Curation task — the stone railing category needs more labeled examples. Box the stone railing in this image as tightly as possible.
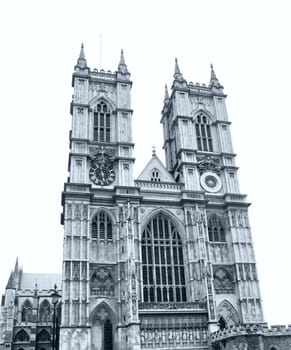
[90,71,116,81]
[135,180,181,191]
[211,324,291,342]
[225,194,247,202]
[139,302,207,311]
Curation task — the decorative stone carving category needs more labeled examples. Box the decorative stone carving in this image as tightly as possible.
[213,266,234,294]
[90,265,115,296]
[197,156,221,175]
[140,314,208,348]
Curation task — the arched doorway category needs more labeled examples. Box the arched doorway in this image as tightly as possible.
[91,304,114,350]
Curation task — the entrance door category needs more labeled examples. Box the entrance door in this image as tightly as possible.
[104,319,113,350]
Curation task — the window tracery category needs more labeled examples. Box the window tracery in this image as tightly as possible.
[39,300,51,323]
[36,329,51,342]
[208,215,225,242]
[195,114,213,152]
[142,214,186,303]
[14,329,29,342]
[21,300,33,322]
[91,211,113,241]
[93,101,111,142]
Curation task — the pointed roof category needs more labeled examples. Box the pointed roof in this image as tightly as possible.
[209,63,222,88]
[6,271,15,289]
[137,152,176,183]
[14,256,19,274]
[174,58,183,81]
[76,43,87,68]
[164,84,169,102]
[118,49,128,73]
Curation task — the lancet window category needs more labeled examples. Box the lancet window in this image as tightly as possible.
[141,214,186,303]
[21,300,33,322]
[208,215,225,242]
[195,114,213,152]
[91,211,113,241]
[39,299,51,323]
[150,169,161,182]
[93,101,111,142]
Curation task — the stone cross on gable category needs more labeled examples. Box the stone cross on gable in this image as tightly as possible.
[97,308,109,321]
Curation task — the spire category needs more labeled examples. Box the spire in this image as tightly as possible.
[174,58,183,81]
[14,257,19,274]
[118,49,128,74]
[76,43,87,68]
[6,271,14,289]
[209,63,222,88]
[164,84,169,102]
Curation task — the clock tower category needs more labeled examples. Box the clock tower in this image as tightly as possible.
[60,45,139,350]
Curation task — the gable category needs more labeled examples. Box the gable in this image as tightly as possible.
[136,155,175,183]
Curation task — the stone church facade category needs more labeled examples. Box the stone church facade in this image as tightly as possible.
[1,45,290,350]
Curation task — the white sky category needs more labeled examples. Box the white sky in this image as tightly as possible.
[0,0,290,325]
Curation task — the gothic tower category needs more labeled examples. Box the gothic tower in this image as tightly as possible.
[60,45,140,350]
[60,47,264,350]
[161,59,264,328]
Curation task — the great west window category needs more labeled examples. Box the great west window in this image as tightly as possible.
[141,214,186,303]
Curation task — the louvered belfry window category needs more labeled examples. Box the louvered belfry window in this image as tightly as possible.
[91,211,113,241]
[195,114,213,152]
[142,214,186,303]
[93,101,111,142]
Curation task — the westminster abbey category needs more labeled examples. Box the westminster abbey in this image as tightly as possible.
[1,45,290,350]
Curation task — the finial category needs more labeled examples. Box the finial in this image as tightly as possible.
[118,49,128,73]
[210,63,217,81]
[175,58,181,74]
[14,256,19,273]
[152,145,156,157]
[54,284,58,290]
[76,43,87,68]
[209,63,223,89]
[79,43,85,59]
[174,58,183,81]
[164,84,169,101]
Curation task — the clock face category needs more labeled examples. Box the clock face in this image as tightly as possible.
[89,163,115,186]
[200,171,222,193]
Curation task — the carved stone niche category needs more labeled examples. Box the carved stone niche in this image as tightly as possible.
[90,265,115,297]
[213,265,234,294]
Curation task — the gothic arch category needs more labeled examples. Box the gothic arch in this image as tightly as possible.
[207,214,226,242]
[141,207,186,242]
[217,300,240,327]
[21,299,33,322]
[192,108,215,123]
[14,329,30,342]
[90,207,116,225]
[89,301,116,324]
[89,95,116,111]
[36,329,51,342]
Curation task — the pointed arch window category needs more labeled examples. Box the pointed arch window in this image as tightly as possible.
[141,214,186,303]
[91,211,113,241]
[195,114,213,152]
[39,299,51,323]
[14,329,30,342]
[208,215,225,242]
[21,300,33,322]
[93,101,111,142]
